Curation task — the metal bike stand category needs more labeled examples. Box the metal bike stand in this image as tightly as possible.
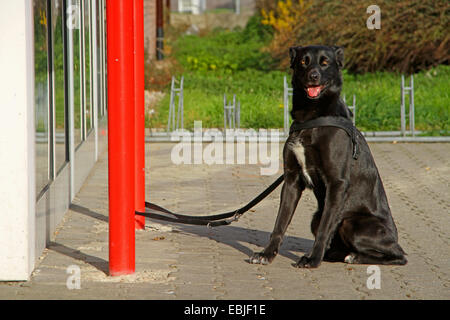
[224,94,240,130]
[401,75,415,137]
[167,75,184,133]
[343,94,356,126]
[283,76,293,137]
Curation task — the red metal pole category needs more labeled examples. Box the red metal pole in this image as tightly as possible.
[107,0,135,276]
[134,0,146,230]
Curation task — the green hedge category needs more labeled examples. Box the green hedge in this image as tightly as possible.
[256,0,450,73]
[148,28,449,134]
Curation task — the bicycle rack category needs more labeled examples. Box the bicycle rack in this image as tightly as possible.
[400,75,415,137]
[343,94,356,126]
[283,76,293,137]
[224,94,240,130]
[167,75,184,132]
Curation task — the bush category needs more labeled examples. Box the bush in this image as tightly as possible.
[256,0,450,74]
[151,25,449,133]
[174,28,274,74]
[147,11,449,134]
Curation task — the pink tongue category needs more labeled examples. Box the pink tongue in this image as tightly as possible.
[307,86,321,97]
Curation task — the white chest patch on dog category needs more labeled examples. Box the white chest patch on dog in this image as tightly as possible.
[288,141,313,186]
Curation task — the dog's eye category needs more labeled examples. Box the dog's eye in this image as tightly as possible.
[321,58,329,66]
[301,57,309,66]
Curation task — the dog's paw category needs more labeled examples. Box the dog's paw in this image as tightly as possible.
[294,255,321,268]
[344,253,357,264]
[249,251,275,265]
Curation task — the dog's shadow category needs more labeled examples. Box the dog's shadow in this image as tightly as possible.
[68,204,313,269]
[147,219,314,264]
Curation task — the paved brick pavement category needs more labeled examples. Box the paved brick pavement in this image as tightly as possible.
[1,142,449,300]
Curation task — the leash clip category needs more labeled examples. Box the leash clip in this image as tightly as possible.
[207,211,242,229]
[233,212,242,222]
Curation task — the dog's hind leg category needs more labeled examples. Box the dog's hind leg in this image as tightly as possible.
[310,181,326,237]
[311,210,351,262]
[309,182,351,262]
[340,216,407,265]
[344,251,407,265]
[323,232,351,262]
[250,147,305,265]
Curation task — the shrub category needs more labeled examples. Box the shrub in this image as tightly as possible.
[260,0,312,69]
[256,0,450,74]
[173,27,273,74]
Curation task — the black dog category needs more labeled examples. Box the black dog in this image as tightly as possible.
[250,45,407,268]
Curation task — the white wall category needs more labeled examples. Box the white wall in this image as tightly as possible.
[0,0,36,280]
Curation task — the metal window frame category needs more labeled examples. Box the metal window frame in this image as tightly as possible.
[36,0,53,201]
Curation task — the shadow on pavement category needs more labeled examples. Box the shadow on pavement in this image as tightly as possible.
[146,218,314,264]
[69,204,109,223]
[63,203,314,269]
[47,241,109,275]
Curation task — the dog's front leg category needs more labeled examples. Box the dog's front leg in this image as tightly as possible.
[295,179,348,268]
[250,166,304,265]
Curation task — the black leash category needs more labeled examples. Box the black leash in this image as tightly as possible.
[136,116,359,227]
[135,175,284,227]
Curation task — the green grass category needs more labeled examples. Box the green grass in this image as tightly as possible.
[148,27,449,135]
[149,69,286,130]
[341,67,450,133]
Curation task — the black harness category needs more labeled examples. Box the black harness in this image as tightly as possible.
[136,116,359,227]
[289,116,360,160]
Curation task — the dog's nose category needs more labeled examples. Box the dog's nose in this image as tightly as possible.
[308,70,320,82]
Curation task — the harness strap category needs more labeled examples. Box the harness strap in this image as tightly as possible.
[289,116,360,160]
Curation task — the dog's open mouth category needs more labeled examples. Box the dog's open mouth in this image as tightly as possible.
[305,85,325,98]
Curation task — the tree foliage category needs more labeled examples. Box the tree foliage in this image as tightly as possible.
[256,0,450,73]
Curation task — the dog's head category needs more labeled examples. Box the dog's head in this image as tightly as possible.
[289,45,344,100]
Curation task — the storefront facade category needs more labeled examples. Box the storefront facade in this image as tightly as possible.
[0,0,108,280]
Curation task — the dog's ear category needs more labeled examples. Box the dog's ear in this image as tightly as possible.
[289,46,301,68]
[332,46,344,69]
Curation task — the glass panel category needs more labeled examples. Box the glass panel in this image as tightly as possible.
[51,0,67,172]
[102,0,107,115]
[84,0,92,132]
[34,0,50,195]
[67,0,83,146]
[96,0,103,118]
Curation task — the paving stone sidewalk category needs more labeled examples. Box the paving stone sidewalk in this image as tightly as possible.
[1,142,449,300]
